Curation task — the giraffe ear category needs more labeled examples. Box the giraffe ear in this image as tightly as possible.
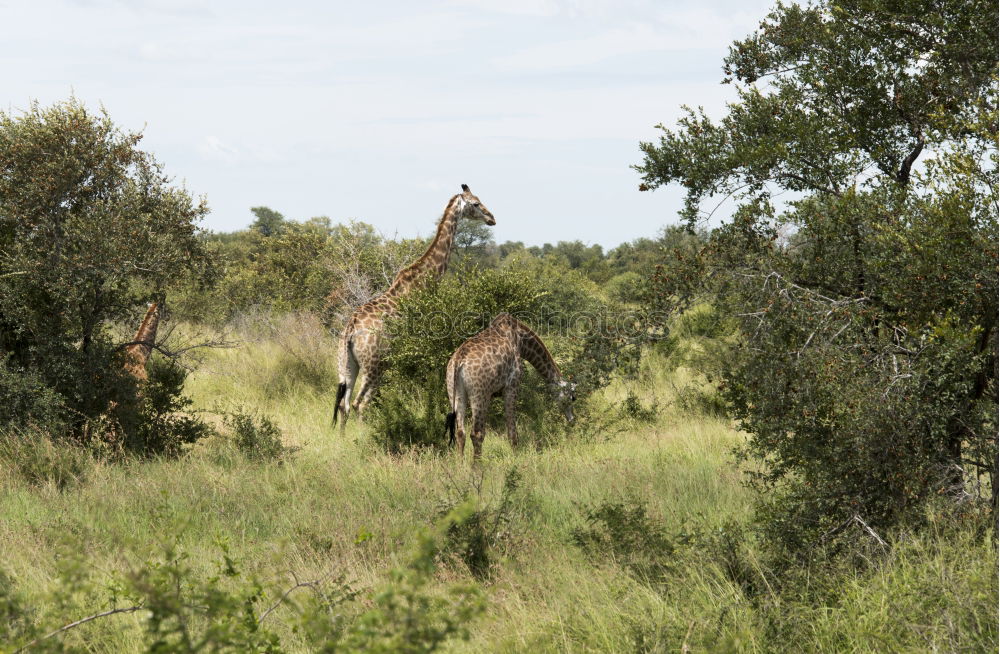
[461,184,470,192]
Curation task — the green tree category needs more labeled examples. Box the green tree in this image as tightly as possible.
[636,0,998,546]
[249,205,285,236]
[0,98,211,448]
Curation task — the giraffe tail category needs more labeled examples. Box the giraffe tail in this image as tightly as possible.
[333,382,347,423]
[445,412,456,446]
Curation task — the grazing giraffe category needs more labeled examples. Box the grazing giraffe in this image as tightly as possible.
[444,313,576,460]
[334,184,496,425]
[124,301,161,382]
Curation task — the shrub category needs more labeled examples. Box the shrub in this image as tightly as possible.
[0,569,32,645]
[437,467,524,580]
[129,542,283,652]
[224,408,285,462]
[122,358,210,457]
[371,263,627,452]
[604,271,645,304]
[367,380,447,455]
[335,505,487,653]
[572,499,676,586]
[619,391,658,424]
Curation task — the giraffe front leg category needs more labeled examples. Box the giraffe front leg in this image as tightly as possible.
[504,384,519,449]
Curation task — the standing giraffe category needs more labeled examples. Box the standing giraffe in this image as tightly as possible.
[334,184,496,425]
[124,301,161,382]
[444,313,576,460]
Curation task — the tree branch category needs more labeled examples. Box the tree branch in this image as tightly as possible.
[14,604,145,653]
[896,132,925,185]
[258,578,322,624]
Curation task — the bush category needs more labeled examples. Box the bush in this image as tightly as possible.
[572,499,677,586]
[0,568,35,647]
[224,408,285,462]
[604,271,645,304]
[367,380,447,455]
[437,467,524,580]
[120,357,214,457]
[618,391,659,424]
[370,263,627,452]
[0,358,67,435]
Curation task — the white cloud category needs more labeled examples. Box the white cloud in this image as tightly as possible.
[492,6,764,72]
[1,0,775,245]
[197,136,238,163]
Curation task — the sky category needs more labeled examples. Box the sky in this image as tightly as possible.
[1,0,775,248]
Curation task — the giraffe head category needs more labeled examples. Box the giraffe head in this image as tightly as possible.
[556,379,577,423]
[456,184,496,226]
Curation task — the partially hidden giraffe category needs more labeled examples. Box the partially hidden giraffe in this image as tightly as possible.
[124,301,161,382]
[444,312,576,460]
[334,184,496,425]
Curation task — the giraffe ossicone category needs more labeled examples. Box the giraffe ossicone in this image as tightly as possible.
[444,312,576,461]
[334,184,496,426]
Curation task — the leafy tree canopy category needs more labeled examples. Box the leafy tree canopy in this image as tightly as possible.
[0,99,211,448]
[636,0,998,546]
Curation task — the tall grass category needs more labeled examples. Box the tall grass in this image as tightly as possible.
[0,312,994,652]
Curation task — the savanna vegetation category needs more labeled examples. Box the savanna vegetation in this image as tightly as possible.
[0,0,996,651]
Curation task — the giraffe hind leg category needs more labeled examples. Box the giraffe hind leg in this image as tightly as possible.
[336,338,360,428]
[470,398,487,462]
[454,383,468,457]
[352,364,383,419]
[503,384,519,449]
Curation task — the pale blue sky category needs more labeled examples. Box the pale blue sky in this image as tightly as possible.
[2,0,774,247]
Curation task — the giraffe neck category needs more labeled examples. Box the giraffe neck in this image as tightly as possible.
[516,322,561,384]
[126,302,160,371]
[382,195,461,301]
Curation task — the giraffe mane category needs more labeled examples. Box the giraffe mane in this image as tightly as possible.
[382,193,462,296]
[513,318,561,383]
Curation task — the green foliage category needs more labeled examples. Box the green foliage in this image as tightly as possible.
[126,358,214,457]
[0,356,67,434]
[618,391,658,424]
[0,98,211,452]
[249,206,286,237]
[437,467,524,580]
[603,271,644,304]
[370,263,630,451]
[637,0,999,546]
[370,267,549,452]
[573,499,676,586]
[335,509,486,654]
[3,517,486,653]
[367,380,447,454]
[224,408,285,462]
[130,542,283,652]
[0,568,32,645]
[176,219,423,325]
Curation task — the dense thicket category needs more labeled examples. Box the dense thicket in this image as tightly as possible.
[0,99,211,451]
[637,0,998,548]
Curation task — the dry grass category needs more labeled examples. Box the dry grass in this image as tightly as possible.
[0,321,994,652]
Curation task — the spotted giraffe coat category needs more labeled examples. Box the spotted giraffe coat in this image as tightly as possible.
[334,185,495,426]
[445,313,574,460]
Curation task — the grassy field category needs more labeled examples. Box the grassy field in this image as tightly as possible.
[0,315,996,652]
